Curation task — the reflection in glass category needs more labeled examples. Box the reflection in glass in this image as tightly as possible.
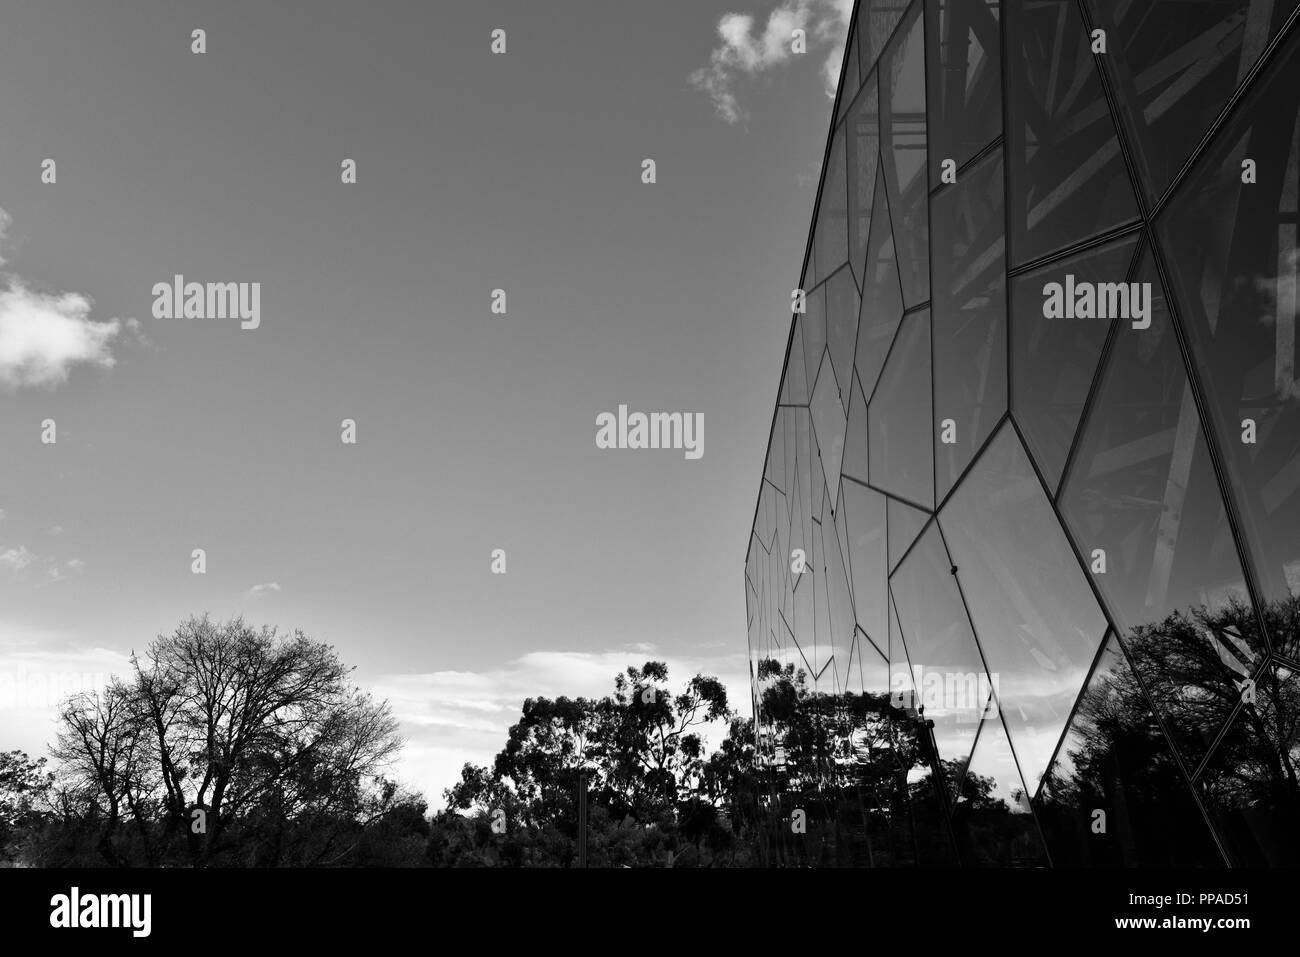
[1084,0,1298,204]
[881,2,929,306]
[810,351,848,510]
[814,124,850,285]
[842,371,869,484]
[1004,0,1138,266]
[847,71,880,291]
[869,309,933,507]
[951,716,1049,866]
[1157,36,1300,609]
[859,0,908,73]
[825,265,861,415]
[940,421,1109,792]
[1010,233,1139,491]
[931,147,1007,501]
[837,26,861,126]
[925,0,1001,189]
[1195,661,1300,866]
[855,163,905,400]
[780,321,809,406]
[1036,633,1226,866]
[887,495,930,572]
[821,503,858,695]
[842,478,888,649]
[890,523,987,783]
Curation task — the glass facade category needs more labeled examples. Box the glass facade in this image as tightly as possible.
[746,0,1300,866]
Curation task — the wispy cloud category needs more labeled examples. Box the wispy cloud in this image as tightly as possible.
[0,545,36,573]
[247,581,282,599]
[690,0,853,124]
[0,207,137,390]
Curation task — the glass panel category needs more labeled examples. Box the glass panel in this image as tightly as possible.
[869,309,934,508]
[810,353,848,509]
[940,421,1111,792]
[855,163,906,400]
[859,0,908,73]
[1060,247,1265,772]
[887,495,930,572]
[842,478,889,649]
[860,630,890,697]
[952,716,1050,866]
[1036,632,1226,866]
[931,147,1008,501]
[1085,0,1299,205]
[842,370,869,484]
[822,504,857,695]
[812,516,832,683]
[880,2,930,306]
[847,71,880,291]
[814,124,850,282]
[802,284,827,391]
[825,265,861,415]
[780,321,809,406]
[925,0,1001,189]
[1004,0,1139,266]
[838,27,861,126]
[1195,663,1300,866]
[888,587,912,708]
[1156,36,1300,610]
[890,523,988,785]
[1010,233,1140,490]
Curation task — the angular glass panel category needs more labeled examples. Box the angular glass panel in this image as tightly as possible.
[822,503,857,693]
[842,370,870,484]
[764,411,786,494]
[880,2,930,306]
[842,478,889,648]
[1195,663,1300,866]
[931,147,1008,501]
[1010,233,1140,490]
[802,284,827,390]
[859,0,908,73]
[952,716,1050,866]
[1085,0,1299,205]
[780,321,809,406]
[838,28,861,126]
[887,495,930,573]
[890,523,988,782]
[860,629,890,697]
[1157,37,1300,608]
[925,0,1001,189]
[825,265,861,414]
[812,516,832,683]
[1060,247,1259,658]
[1035,632,1226,866]
[888,586,911,702]
[810,354,848,509]
[814,124,850,282]
[1004,0,1139,266]
[869,309,934,508]
[940,421,1110,792]
[855,163,906,400]
[847,71,880,290]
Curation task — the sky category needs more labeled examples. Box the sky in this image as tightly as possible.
[0,0,853,806]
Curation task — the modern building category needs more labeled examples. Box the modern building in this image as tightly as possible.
[744,0,1300,866]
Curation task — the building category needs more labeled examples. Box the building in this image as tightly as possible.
[744,0,1300,866]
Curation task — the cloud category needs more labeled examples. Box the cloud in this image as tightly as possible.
[247,582,282,599]
[0,546,35,573]
[0,207,137,390]
[690,0,853,124]
[370,646,751,809]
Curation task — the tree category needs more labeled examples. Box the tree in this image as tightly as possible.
[44,614,407,867]
[0,750,53,862]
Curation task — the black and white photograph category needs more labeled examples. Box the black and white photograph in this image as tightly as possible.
[0,0,1296,941]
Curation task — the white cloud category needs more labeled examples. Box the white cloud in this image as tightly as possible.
[247,581,282,599]
[370,646,750,809]
[690,0,853,124]
[0,207,136,390]
[0,545,35,573]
